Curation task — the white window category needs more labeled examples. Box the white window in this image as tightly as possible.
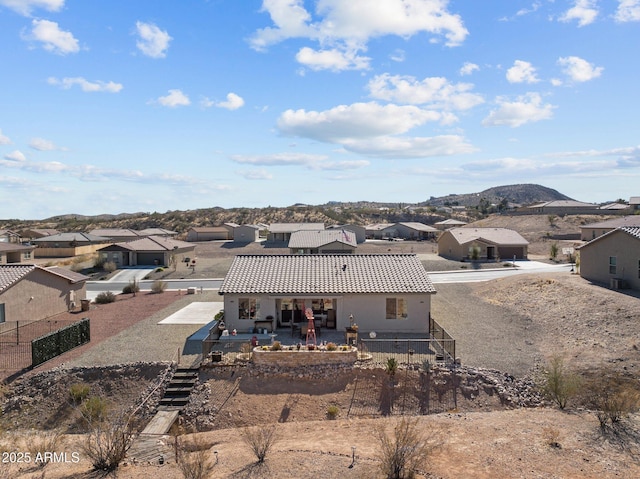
[239,298,259,320]
[609,256,617,275]
[24,251,32,259]
[386,298,407,320]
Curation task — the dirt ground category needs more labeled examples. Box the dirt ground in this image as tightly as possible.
[4,217,640,478]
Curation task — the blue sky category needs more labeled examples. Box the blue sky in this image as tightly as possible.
[1,0,639,219]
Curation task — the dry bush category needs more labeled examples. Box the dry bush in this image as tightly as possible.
[584,372,640,432]
[151,280,168,293]
[541,426,562,449]
[26,429,63,468]
[82,417,133,472]
[103,261,117,273]
[94,291,116,304]
[175,434,217,479]
[68,382,91,404]
[375,416,440,479]
[539,355,581,409]
[240,424,278,463]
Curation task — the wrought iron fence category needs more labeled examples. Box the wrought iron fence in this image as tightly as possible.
[358,338,455,367]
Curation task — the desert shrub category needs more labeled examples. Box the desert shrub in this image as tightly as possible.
[470,244,480,260]
[69,383,91,404]
[122,279,139,295]
[584,372,640,432]
[549,242,559,260]
[82,418,133,472]
[375,417,439,479]
[27,430,63,468]
[93,256,106,269]
[151,280,168,293]
[214,310,224,320]
[103,261,117,273]
[326,342,337,351]
[175,435,216,479]
[541,426,561,449]
[94,291,116,304]
[326,405,339,419]
[385,357,399,378]
[240,424,278,463]
[538,356,581,410]
[81,396,109,424]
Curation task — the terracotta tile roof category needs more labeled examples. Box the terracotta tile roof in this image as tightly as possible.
[45,266,89,283]
[288,230,357,249]
[219,254,436,295]
[0,264,36,293]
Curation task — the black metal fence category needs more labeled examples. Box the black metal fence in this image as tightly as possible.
[358,338,455,367]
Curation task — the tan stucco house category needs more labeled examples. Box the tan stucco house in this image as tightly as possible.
[0,265,88,323]
[267,223,325,242]
[438,227,529,261]
[0,243,36,264]
[98,236,196,267]
[580,216,640,241]
[288,229,357,254]
[186,224,236,242]
[32,232,111,258]
[218,254,436,334]
[578,226,640,291]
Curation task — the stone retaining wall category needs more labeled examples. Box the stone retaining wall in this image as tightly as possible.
[251,347,357,368]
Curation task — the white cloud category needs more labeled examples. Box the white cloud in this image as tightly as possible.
[0,129,11,145]
[135,21,172,58]
[231,152,370,170]
[557,56,603,82]
[367,73,484,111]
[459,62,479,76]
[155,89,190,108]
[296,46,370,71]
[390,49,405,62]
[516,2,542,17]
[217,92,245,110]
[47,76,123,92]
[506,60,539,84]
[342,135,477,158]
[29,137,57,151]
[237,169,274,180]
[482,92,555,127]
[615,0,640,22]
[559,0,598,26]
[4,150,26,162]
[0,0,64,16]
[250,0,468,70]
[26,19,79,55]
[277,102,443,143]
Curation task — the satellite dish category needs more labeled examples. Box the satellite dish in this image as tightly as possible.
[369,331,377,338]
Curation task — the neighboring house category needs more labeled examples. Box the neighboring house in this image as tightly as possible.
[267,223,325,242]
[97,236,196,266]
[186,225,235,242]
[0,265,88,323]
[365,223,395,239]
[233,224,261,243]
[138,228,178,238]
[381,222,438,240]
[630,197,640,211]
[523,200,599,215]
[438,227,529,261]
[288,229,357,254]
[326,224,367,244]
[580,216,640,241]
[434,219,467,230]
[0,243,36,264]
[0,230,21,244]
[32,233,110,258]
[19,228,59,241]
[218,254,436,334]
[89,228,141,242]
[578,226,640,291]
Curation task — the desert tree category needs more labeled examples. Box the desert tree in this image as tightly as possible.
[538,355,581,410]
[240,424,278,463]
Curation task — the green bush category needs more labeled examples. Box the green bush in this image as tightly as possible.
[81,396,108,424]
[326,405,339,419]
[95,291,116,304]
[69,383,91,404]
[539,356,581,409]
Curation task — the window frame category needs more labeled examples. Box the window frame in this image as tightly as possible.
[385,297,408,320]
[609,256,617,275]
[238,297,260,320]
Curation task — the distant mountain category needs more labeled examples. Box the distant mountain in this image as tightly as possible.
[421,184,573,208]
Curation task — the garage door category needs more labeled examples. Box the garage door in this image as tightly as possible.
[499,247,526,260]
[136,252,165,265]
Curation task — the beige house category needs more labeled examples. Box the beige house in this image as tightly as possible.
[381,222,438,240]
[267,223,324,242]
[186,224,236,242]
[218,254,436,334]
[0,243,36,264]
[0,265,88,323]
[97,236,196,267]
[578,226,640,291]
[438,227,529,261]
[580,216,640,241]
[32,232,111,258]
[288,229,357,254]
[0,230,21,243]
[434,219,467,230]
[326,224,367,243]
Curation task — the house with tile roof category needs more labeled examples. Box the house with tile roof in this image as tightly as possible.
[288,229,357,254]
[218,254,436,334]
[434,219,468,230]
[186,224,237,242]
[381,222,439,240]
[97,236,196,267]
[326,224,367,243]
[31,232,111,257]
[578,226,640,291]
[267,223,325,242]
[437,227,529,261]
[0,265,88,322]
[0,242,36,264]
[0,230,21,244]
[580,216,640,241]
